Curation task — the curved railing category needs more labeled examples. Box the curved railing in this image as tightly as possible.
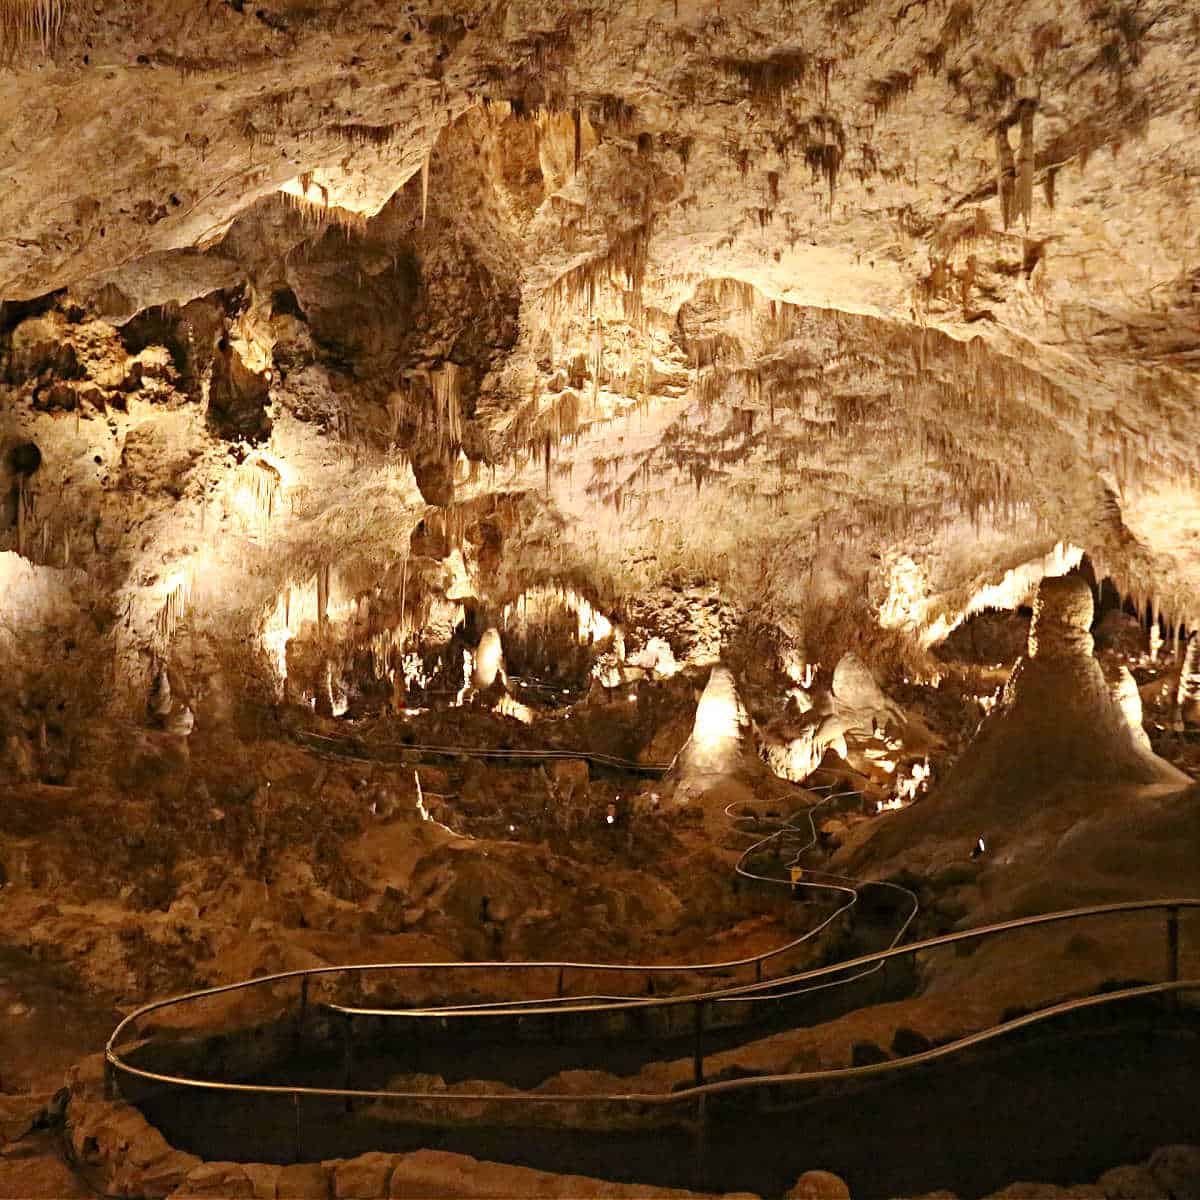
[294,728,675,776]
[101,727,1197,1177]
[313,780,913,1017]
[107,897,1197,1176]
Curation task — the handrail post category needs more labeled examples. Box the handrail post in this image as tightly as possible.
[693,1001,705,1086]
[297,977,309,1045]
[292,1092,302,1164]
[341,1015,355,1112]
[103,1056,116,1101]
[755,959,763,984]
[556,967,565,997]
[1167,906,1180,1011]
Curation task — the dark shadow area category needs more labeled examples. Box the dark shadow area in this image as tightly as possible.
[128,1010,1200,1198]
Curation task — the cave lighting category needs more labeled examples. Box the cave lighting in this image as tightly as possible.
[494,694,534,724]
[886,758,931,809]
[781,649,818,688]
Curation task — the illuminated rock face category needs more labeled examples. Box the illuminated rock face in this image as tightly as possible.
[760,713,847,784]
[985,574,1188,788]
[1179,634,1200,728]
[1028,575,1094,659]
[692,666,743,747]
[835,572,1190,888]
[679,665,748,784]
[1111,665,1151,752]
[1,1,1200,733]
[831,653,904,736]
[471,628,506,691]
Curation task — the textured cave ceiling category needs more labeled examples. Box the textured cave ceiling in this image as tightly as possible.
[1,0,1199,671]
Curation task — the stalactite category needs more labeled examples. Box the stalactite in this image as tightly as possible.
[235,457,282,526]
[333,123,400,147]
[281,190,367,235]
[996,125,1016,230]
[156,575,192,644]
[317,565,330,635]
[1016,99,1036,229]
[717,49,810,110]
[431,362,465,448]
[0,0,63,56]
[544,214,656,330]
[15,478,30,557]
[1043,165,1058,209]
[420,151,431,228]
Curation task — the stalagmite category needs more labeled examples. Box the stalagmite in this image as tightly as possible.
[471,627,507,690]
[1177,632,1200,728]
[1111,665,1151,750]
[148,666,172,720]
[682,665,747,779]
[1148,600,1162,661]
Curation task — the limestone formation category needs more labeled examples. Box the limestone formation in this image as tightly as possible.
[1177,632,1200,729]
[1109,665,1151,752]
[471,627,507,692]
[836,572,1190,889]
[1027,575,1095,659]
[831,652,906,736]
[0,5,1199,1197]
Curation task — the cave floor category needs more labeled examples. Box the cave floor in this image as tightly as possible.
[0,944,121,1094]
[0,945,123,1199]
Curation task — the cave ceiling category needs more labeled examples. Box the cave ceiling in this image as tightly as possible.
[1,0,1199,659]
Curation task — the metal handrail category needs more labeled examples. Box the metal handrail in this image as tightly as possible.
[295,729,674,775]
[112,781,891,1037]
[101,722,1196,1177]
[106,973,1200,1107]
[107,899,1196,1083]
[309,784,888,1020]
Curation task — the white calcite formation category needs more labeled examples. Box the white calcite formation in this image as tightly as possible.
[984,574,1183,786]
[830,652,906,737]
[0,0,1198,721]
[1110,664,1152,752]
[834,572,1192,897]
[679,665,749,785]
[1177,633,1200,729]
[470,627,507,692]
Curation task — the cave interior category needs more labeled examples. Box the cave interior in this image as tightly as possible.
[1,1,1200,1197]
